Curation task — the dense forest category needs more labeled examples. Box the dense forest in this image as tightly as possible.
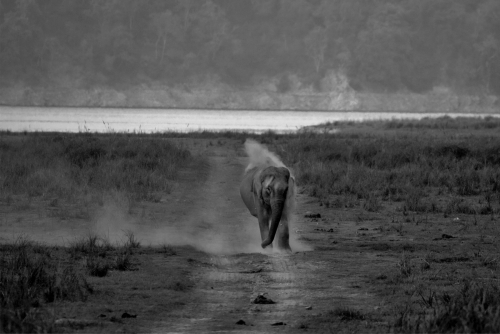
[0,0,499,109]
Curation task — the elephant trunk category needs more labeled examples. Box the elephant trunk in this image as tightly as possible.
[261,199,285,249]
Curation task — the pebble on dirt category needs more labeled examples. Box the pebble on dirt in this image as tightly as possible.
[121,312,137,318]
[271,322,286,326]
[434,233,456,240]
[305,213,321,218]
[235,320,246,325]
[253,294,275,304]
[315,228,334,232]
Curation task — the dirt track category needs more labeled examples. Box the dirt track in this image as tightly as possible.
[149,140,390,333]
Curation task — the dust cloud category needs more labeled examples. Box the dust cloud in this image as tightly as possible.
[145,202,264,255]
[86,154,264,254]
[86,139,310,254]
[90,193,138,245]
[91,198,310,255]
[243,138,285,171]
[8,140,309,254]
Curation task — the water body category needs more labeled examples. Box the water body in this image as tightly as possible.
[1,106,498,133]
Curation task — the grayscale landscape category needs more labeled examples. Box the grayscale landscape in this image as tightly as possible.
[1,1,500,333]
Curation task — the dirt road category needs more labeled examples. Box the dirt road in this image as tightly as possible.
[150,140,391,333]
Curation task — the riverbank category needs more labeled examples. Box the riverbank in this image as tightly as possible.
[1,84,498,113]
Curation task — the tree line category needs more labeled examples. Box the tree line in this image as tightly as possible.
[1,0,499,94]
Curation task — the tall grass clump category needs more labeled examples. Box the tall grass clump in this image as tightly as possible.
[69,233,114,257]
[398,280,500,333]
[124,230,141,249]
[0,239,92,332]
[69,233,139,276]
[0,133,195,206]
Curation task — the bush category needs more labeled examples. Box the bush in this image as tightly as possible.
[69,234,114,257]
[115,251,133,271]
[86,256,110,277]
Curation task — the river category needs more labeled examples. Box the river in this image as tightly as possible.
[0,106,498,133]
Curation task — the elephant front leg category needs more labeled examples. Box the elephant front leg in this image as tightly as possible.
[257,207,272,247]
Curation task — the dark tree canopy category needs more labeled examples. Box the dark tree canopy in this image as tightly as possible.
[1,0,499,94]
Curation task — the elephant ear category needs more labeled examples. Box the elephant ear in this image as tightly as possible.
[276,167,290,179]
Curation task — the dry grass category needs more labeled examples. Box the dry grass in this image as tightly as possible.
[0,238,92,332]
[68,232,141,277]
[273,117,500,217]
[0,132,201,332]
[398,280,500,333]
[2,117,500,332]
[264,116,500,332]
[0,231,187,332]
[0,133,197,213]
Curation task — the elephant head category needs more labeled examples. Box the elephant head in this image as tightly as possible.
[254,166,295,249]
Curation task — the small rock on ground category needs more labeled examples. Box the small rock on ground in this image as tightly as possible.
[271,322,286,326]
[305,213,321,218]
[253,295,275,304]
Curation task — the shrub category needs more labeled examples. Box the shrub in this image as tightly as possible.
[86,256,110,277]
[69,234,113,257]
[114,251,133,271]
[122,231,141,250]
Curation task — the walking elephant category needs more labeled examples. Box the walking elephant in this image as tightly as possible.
[239,140,295,252]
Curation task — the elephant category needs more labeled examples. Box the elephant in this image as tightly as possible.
[239,140,295,252]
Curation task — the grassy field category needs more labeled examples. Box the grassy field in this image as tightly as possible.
[276,116,500,333]
[280,116,500,215]
[1,116,500,332]
[0,134,200,332]
[0,133,196,202]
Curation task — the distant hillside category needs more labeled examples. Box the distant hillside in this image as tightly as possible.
[0,83,497,113]
[1,0,499,109]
